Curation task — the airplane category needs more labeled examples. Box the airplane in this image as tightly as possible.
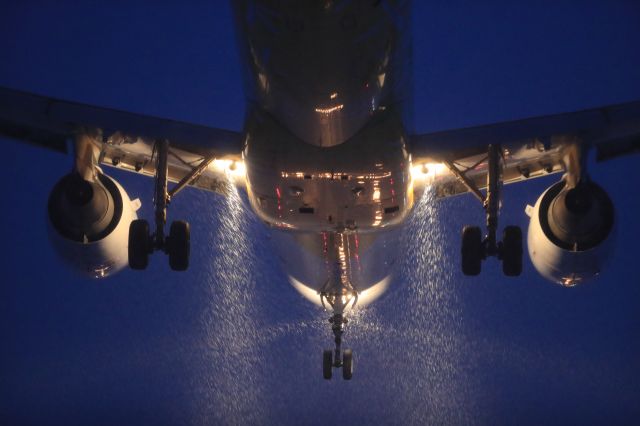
[1,0,639,381]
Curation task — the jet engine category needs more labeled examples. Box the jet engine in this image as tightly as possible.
[526,180,615,286]
[47,172,139,278]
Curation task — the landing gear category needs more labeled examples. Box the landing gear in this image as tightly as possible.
[321,313,354,380]
[319,285,358,380]
[460,225,522,276]
[322,347,353,381]
[128,139,191,271]
[450,144,523,277]
[128,219,151,270]
[323,350,333,380]
[167,220,190,271]
[501,225,522,276]
[461,225,482,276]
[342,349,353,380]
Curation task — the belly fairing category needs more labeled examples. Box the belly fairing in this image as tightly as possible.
[243,107,413,232]
[271,227,401,307]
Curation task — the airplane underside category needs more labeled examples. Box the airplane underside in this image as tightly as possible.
[1,0,638,381]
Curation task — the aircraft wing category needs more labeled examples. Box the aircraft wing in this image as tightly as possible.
[409,100,640,199]
[0,86,245,195]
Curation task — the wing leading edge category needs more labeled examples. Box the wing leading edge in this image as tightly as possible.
[3,86,639,200]
[409,100,640,199]
[0,86,245,195]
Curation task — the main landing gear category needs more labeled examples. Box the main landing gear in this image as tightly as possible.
[129,139,190,271]
[448,144,523,277]
[320,290,357,380]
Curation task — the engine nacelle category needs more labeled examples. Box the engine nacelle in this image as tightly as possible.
[47,172,139,278]
[526,180,615,286]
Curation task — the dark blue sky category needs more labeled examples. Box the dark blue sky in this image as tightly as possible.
[1,1,640,425]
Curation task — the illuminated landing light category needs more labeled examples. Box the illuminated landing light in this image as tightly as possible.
[330,92,338,99]
[411,162,447,182]
[210,159,247,182]
[288,275,391,307]
[315,104,344,114]
[377,73,386,88]
[92,262,114,279]
[561,274,583,287]
[229,161,246,179]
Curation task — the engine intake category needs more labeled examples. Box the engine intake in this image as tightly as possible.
[49,173,121,243]
[527,180,615,286]
[48,172,139,278]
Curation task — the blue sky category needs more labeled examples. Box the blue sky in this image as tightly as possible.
[1,1,640,424]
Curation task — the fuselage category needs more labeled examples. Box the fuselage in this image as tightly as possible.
[232,0,413,305]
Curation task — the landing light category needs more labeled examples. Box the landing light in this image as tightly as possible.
[289,275,391,307]
[411,162,447,181]
[210,159,246,180]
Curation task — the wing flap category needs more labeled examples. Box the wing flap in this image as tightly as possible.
[0,86,245,196]
[412,138,565,199]
[410,100,640,199]
[0,86,243,152]
[99,135,244,196]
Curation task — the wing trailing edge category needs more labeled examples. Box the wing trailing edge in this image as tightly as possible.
[0,85,245,196]
[409,100,640,199]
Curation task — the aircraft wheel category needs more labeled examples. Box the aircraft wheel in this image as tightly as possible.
[323,350,333,380]
[461,226,483,276]
[129,219,150,270]
[502,226,523,276]
[342,349,353,380]
[168,220,190,271]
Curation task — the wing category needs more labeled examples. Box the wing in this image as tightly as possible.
[409,100,640,199]
[0,86,244,195]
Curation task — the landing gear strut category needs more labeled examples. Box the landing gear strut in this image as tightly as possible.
[322,314,353,380]
[320,290,357,380]
[449,144,523,276]
[129,139,190,271]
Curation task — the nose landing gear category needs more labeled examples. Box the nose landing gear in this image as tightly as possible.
[320,290,357,380]
[322,314,353,380]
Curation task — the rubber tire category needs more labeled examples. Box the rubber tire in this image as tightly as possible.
[461,226,483,276]
[323,350,333,380]
[168,221,190,271]
[129,219,150,270]
[502,226,523,276]
[342,349,353,380]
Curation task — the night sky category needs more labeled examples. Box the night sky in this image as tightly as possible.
[2,1,640,425]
